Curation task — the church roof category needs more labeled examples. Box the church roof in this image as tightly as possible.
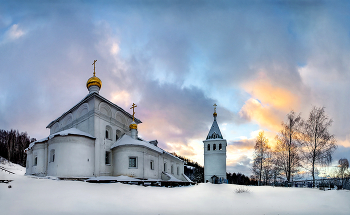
[25,128,95,151]
[206,117,223,140]
[111,135,183,162]
[46,92,142,128]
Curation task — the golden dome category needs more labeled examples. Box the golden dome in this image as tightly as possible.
[213,112,217,117]
[129,122,137,130]
[86,75,102,89]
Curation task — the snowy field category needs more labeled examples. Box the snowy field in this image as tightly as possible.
[1,162,349,215]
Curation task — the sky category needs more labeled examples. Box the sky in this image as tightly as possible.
[1,0,350,176]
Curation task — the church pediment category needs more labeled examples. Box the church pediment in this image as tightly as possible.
[46,92,142,129]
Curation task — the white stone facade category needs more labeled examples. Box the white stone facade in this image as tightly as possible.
[25,85,188,182]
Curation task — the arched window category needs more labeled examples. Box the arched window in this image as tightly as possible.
[164,163,167,172]
[34,157,38,166]
[177,166,179,175]
[213,144,216,150]
[50,149,55,162]
[106,126,112,140]
[207,144,210,151]
[171,165,174,174]
[116,130,122,141]
[219,143,222,150]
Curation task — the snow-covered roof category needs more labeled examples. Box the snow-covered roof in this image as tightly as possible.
[182,173,193,183]
[111,135,183,162]
[206,117,223,140]
[25,128,95,151]
[111,135,163,153]
[162,172,183,182]
[46,92,142,128]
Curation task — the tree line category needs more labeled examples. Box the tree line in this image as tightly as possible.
[172,152,258,185]
[0,129,36,167]
[227,172,258,185]
[171,152,204,183]
[252,106,345,187]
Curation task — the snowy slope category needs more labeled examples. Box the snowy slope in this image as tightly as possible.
[0,158,26,180]
[0,160,349,215]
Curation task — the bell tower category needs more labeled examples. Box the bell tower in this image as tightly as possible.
[203,104,227,183]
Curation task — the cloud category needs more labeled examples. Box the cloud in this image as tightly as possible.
[1,1,350,174]
[135,81,238,149]
[227,155,252,176]
[7,24,24,39]
[228,139,255,151]
[239,98,283,132]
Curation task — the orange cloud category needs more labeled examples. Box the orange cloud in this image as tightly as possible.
[239,98,282,132]
[165,141,197,157]
[239,78,301,133]
[337,136,350,148]
[243,77,300,111]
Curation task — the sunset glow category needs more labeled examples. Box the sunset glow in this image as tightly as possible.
[1,1,350,176]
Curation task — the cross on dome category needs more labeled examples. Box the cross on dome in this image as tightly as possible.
[92,60,97,76]
[213,103,217,117]
[130,103,137,122]
[86,59,102,93]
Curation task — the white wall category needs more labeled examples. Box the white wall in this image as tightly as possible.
[112,145,184,181]
[204,139,227,182]
[31,143,46,176]
[25,150,33,175]
[46,135,95,177]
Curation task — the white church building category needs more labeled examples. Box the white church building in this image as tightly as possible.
[25,62,190,183]
[203,106,227,183]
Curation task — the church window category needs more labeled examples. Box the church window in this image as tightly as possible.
[213,144,216,150]
[207,144,210,151]
[164,163,167,172]
[129,157,137,168]
[150,160,154,170]
[171,165,174,174]
[116,130,122,141]
[177,166,179,175]
[105,126,112,140]
[50,149,55,162]
[34,157,38,166]
[219,143,222,150]
[105,151,111,165]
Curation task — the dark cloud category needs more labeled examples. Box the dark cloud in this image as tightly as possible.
[332,146,350,163]
[228,139,255,150]
[1,1,350,170]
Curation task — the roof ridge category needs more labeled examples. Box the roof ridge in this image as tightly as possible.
[46,92,142,128]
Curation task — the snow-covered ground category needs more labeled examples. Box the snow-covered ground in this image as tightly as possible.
[0,162,349,215]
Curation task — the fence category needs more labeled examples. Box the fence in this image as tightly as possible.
[271,177,350,190]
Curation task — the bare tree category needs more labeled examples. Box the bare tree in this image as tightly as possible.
[262,148,274,185]
[274,111,303,182]
[252,131,270,186]
[301,107,337,187]
[338,158,349,188]
[0,129,35,166]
